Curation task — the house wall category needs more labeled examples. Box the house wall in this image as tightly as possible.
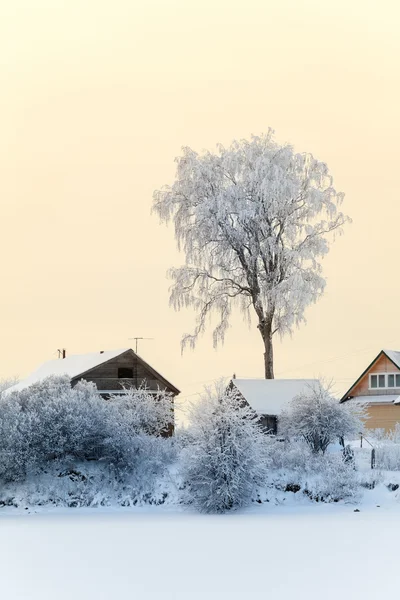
[71,351,178,395]
[349,354,400,398]
[364,404,400,432]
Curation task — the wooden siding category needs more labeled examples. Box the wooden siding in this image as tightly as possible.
[70,351,178,396]
[364,404,400,432]
[349,354,400,398]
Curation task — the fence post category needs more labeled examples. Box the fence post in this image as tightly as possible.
[371,448,376,470]
[360,434,363,448]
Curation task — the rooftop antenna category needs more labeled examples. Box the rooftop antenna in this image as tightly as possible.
[128,337,154,354]
[57,348,66,359]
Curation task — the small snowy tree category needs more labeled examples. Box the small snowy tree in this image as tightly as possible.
[153,131,349,378]
[181,383,268,513]
[280,381,366,454]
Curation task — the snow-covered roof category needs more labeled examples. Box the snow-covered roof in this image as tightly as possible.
[231,378,318,415]
[347,395,400,405]
[383,350,400,370]
[6,349,130,394]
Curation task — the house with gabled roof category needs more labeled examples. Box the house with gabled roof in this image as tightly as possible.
[6,348,180,434]
[340,349,400,432]
[7,348,180,396]
[230,377,318,434]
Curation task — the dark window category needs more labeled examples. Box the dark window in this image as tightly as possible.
[260,415,277,435]
[118,367,134,378]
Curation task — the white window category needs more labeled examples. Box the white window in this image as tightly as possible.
[369,373,400,390]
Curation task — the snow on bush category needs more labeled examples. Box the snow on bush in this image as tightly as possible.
[370,426,400,471]
[265,437,360,502]
[280,381,366,453]
[267,438,312,471]
[0,377,175,499]
[301,454,359,502]
[181,383,269,513]
[0,461,178,509]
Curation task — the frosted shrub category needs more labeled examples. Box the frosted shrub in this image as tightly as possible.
[0,460,177,508]
[267,438,313,471]
[368,428,386,442]
[367,425,400,471]
[280,381,366,453]
[387,423,400,443]
[0,377,175,489]
[181,384,269,513]
[267,446,359,502]
[104,387,175,488]
[375,443,400,471]
[303,455,359,502]
[0,377,109,481]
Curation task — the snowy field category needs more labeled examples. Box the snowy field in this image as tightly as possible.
[1,497,398,600]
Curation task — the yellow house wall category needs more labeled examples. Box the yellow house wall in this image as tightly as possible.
[364,404,400,432]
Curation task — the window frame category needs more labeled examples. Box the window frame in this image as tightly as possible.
[369,372,400,390]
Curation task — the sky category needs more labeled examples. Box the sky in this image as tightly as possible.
[1,0,400,410]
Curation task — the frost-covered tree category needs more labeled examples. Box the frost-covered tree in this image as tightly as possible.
[280,381,366,454]
[181,383,268,513]
[153,131,348,377]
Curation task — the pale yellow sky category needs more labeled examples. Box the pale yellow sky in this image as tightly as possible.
[1,0,400,408]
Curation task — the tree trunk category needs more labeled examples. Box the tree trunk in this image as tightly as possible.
[258,319,274,379]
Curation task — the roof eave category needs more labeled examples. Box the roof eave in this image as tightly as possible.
[340,349,400,403]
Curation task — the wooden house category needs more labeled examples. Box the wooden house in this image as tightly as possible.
[6,348,180,434]
[230,378,317,434]
[340,349,400,432]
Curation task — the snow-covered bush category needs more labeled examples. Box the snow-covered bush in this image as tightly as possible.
[267,438,312,471]
[280,381,366,453]
[0,377,175,489]
[386,423,400,443]
[359,425,400,471]
[375,443,400,471]
[265,437,359,502]
[302,454,360,502]
[181,383,269,513]
[367,428,386,442]
[0,460,178,508]
[265,416,361,503]
[0,377,110,481]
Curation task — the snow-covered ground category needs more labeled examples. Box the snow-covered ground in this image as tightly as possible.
[0,490,398,600]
